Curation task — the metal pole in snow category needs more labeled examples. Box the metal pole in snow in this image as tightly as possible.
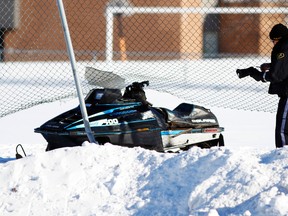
[56,0,97,144]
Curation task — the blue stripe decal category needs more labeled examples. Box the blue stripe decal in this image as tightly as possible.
[281,99,288,146]
[161,130,183,136]
[89,102,141,107]
[64,103,141,129]
[67,118,156,130]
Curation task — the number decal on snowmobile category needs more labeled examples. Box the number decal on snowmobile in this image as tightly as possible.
[91,118,119,126]
[106,119,119,125]
[66,118,120,129]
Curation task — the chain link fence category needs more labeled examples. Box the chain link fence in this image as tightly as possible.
[1,0,288,118]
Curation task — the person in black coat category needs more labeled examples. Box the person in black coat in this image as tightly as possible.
[237,23,288,148]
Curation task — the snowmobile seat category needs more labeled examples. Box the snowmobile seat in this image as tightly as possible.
[173,103,195,117]
[156,107,194,128]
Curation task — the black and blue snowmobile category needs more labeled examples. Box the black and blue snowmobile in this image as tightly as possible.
[35,69,224,152]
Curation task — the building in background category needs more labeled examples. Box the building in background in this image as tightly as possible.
[0,0,287,61]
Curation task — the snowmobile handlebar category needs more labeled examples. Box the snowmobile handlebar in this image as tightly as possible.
[122,81,150,105]
[127,81,149,90]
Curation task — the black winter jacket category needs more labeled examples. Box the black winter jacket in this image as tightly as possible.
[266,36,288,97]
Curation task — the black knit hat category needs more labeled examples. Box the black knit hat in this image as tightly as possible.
[269,23,288,40]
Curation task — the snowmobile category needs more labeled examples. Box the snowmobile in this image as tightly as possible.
[35,72,224,152]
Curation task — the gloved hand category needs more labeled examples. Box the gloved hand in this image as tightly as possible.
[250,70,264,81]
[236,67,263,81]
[260,63,271,72]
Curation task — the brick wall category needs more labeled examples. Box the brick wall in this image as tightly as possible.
[2,0,286,61]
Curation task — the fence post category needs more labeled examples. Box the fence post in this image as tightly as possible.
[56,0,97,144]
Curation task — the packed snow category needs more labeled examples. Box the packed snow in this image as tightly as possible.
[1,88,288,216]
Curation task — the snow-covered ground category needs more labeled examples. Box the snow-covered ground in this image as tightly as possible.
[2,88,288,216]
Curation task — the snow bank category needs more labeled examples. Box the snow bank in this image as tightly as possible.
[1,143,288,216]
